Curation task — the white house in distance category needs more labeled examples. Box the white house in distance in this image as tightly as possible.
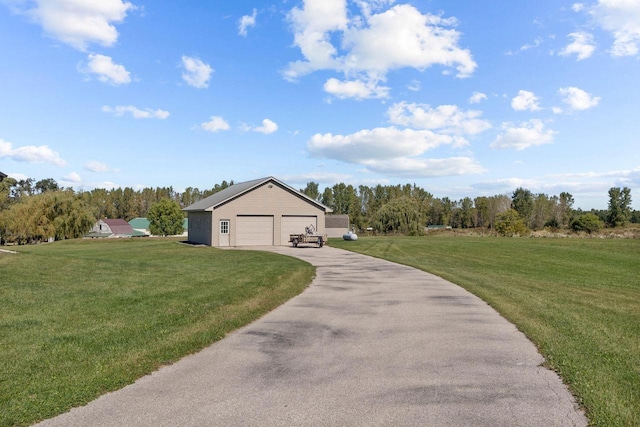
[183,177,332,247]
[85,218,141,238]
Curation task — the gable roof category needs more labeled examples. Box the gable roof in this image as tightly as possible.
[183,176,332,213]
[0,171,7,181]
[103,218,135,235]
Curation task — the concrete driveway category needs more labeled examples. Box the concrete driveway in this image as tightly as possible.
[38,246,586,426]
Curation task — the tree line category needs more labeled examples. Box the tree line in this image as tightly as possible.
[0,175,637,244]
[0,177,235,244]
[300,182,637,235]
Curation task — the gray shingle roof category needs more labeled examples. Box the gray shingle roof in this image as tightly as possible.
[182,176,332,212]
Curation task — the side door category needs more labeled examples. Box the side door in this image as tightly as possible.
[219,219,230,247]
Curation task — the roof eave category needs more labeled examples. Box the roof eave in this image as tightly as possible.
[182,176,333,213]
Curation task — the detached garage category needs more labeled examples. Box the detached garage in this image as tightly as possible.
[183,177,332,247]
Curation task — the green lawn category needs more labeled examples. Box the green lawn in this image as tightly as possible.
[331,235,640,427]
[0,238,314,427]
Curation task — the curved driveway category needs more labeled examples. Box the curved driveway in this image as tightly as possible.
[38,246,586,426]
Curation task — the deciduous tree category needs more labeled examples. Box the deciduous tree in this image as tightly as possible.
[148,198,185,236]
[606,187,632,227]
[34,178,59,194]
[511,187,534,225]
[301,182,320,200]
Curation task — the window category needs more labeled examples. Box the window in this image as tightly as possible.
[220,220,229,234]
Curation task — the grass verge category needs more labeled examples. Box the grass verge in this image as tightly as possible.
[0,238,314,427]
[331,235,640,427]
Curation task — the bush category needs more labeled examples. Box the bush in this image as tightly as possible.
[494,209,529,236]
[544,218,560,230]
[148,199,185,236]
[570,213,603,234]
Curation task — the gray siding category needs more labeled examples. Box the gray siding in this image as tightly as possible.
[187,211,213,246]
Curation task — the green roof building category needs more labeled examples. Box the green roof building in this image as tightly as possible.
[128,217,188,236]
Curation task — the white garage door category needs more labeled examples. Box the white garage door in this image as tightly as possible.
[281,216,317,245]
[236,216,274,246]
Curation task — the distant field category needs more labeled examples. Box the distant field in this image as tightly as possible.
[331,235,640,427]
[0,238,314,427]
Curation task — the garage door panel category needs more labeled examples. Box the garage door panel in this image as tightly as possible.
[281,216,317,246]
[236,216,273,246]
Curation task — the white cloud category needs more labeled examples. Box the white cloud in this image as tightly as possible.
[520,37,543,51]
[6,0,134,51]
[239,8,257,37]
[572,3,585,12]
[352,0,397,18]
[511,90,541,111]
[201,116,230,132]
[6,172,29,181]
[84,54,131,85]
[285,0,348,79]
[490,120,556,151]
[307,125,484,177]
[558,86,601,111]
[253,119,279,134]
[362,157,485,177]
[81,180,118,190]
[407,80,421,92]
[549,168,639,180]
[387,102,491,139]
[285,2,476,98]
[63,172,82,183]
[283,172,353,185]
[341,5,476,77]
[102,105,169,119]
[181,56,213,89]
[84,161,111,172]
[0,138,66,166]
[590,0,640,56]
[473,167,640,206]
[323,77,389,99]
[472,177,539,192]
[308,127,453,163]
[469,92,487,104]
[560,31,595,60]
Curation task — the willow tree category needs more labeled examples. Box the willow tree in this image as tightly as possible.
[373,196,424,236]
[0,190,95,244]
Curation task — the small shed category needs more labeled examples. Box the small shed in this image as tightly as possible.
[183,176,332,247]
[0,171,7,182]
[325,214,350,238]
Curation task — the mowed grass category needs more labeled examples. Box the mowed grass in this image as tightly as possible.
[332,236,640,427]
[0,238,314,427]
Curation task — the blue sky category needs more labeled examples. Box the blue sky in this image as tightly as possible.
[1,0,639,210]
